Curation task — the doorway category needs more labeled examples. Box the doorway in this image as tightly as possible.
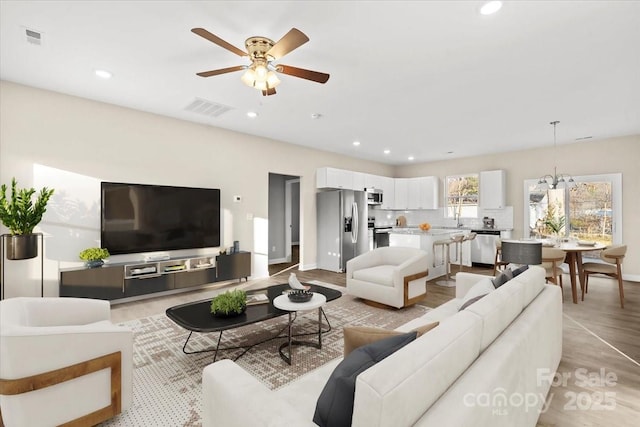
[268,173,300,276]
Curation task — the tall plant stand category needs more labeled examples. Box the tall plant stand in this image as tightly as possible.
[0,233,44,300]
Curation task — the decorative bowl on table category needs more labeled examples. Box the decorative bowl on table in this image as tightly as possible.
[287,289,313,303]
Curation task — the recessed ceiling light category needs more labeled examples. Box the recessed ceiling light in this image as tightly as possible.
[383,149,391,155]
[94,69,112,79]
[408,156,415,161]
[447,151,454,154]
[247,111,258,118]
[353,141,360,146]
[311,113,322,119]
[480,1,502,15]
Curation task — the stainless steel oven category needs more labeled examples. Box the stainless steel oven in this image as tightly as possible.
[374,227,392,248]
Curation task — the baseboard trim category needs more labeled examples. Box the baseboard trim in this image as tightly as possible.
[300,263,317,271]
[623,273,640,283]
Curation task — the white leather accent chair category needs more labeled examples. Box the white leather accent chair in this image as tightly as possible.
[346,247,429,308]
[0,297,133,426]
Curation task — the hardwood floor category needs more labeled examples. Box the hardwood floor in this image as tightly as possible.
[110,265,640,426]
[268,244,300,276]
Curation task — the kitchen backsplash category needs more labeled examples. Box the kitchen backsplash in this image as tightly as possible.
[373,206,514,230]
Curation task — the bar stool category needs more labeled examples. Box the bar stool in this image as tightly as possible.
[432,238,452,279]
[435,234,465,287]
[456,232,476,272]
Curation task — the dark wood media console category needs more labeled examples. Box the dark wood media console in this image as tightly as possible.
[60,251,251,301]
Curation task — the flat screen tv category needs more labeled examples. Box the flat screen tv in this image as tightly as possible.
[101,182,221,255]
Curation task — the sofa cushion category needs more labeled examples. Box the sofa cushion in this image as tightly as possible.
[352,265,395,287]
[464,278,525,352]
[395,299,460,332]
[459,278,494,309]
[459,293,488,311]
[313,332,418,427]
[352,312,483,427]
[343,322,439,357]
[511,265,545,307]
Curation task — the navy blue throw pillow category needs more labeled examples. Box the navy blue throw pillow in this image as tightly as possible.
[491,268,513,288]
[512,264,529,277]
[312,331,418,427]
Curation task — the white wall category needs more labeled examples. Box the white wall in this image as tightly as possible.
[0,81,394,297]
[2,81,637,298]
[396,135,640,278]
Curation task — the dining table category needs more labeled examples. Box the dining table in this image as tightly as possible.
[555,241,607,303]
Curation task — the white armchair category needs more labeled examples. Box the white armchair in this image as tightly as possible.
[346,247,429,308]
[0,297,133,426]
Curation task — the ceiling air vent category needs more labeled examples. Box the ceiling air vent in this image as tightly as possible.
[25,28,42,45]
[184,97,233,118]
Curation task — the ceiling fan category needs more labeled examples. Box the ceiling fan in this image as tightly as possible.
[191,27,330,96]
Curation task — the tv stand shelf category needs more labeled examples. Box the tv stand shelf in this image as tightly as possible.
[60,251,251,301]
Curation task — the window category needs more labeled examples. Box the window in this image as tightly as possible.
[445,174,479,218]
[524,173,622,252]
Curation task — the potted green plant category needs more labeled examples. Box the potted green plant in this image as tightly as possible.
[0,178,55,260]
[542,202,566,244]
[79,247,110,268]
[210,289,247,317]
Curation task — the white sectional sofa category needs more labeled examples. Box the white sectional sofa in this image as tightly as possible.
[202,265,562,427]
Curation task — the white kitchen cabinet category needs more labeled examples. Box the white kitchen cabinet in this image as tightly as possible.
[364,173,380,189]
[411,176,439,209]
[352,172,366,191]
[394,177,438,210]
[316,167,354,189]
[394,178,410,210]
[480,170,506,209]
[378,176,395,210]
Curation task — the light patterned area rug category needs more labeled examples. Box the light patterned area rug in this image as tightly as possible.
[101,282,429,426]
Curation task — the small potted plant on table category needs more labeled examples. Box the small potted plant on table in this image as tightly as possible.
[210,289,247,317]
[79,247,110,268]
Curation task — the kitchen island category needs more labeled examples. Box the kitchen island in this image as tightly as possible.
[388,228,470,281]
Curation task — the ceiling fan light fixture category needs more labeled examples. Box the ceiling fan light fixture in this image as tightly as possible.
[266,71,281,88]
[254,64,268,80]
[254,80,268,91]
[241,68,256,86]
[193,27,329,95]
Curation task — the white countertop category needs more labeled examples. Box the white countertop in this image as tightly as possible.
[388,228,465,235]
[387,226,512,234]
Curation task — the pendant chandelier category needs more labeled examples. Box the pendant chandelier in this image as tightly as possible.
[537,121,575,190]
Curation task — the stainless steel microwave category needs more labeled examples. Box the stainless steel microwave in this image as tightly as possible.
[366,188,383,205]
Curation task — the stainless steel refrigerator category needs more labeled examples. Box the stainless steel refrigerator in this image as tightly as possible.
[316,190,369,272]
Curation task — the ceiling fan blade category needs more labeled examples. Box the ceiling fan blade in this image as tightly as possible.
[266,28,309,60]
[276,64,330,84]
[262,87,277,96]
[191,28,247,57]
[196,65,245,77]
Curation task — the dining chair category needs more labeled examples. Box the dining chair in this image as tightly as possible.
[493,239,509,275]
[582,245,627,308]
[541,248,566,301]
